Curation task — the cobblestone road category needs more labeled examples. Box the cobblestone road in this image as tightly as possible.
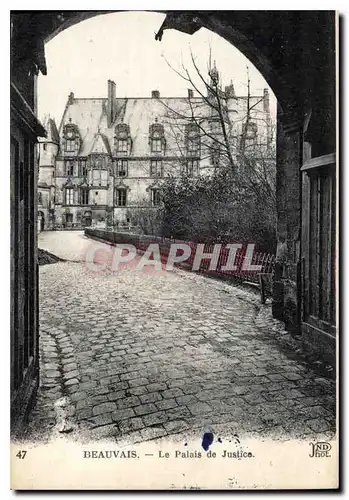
[28,231,336,444]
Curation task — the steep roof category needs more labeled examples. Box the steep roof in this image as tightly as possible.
[60,96,204,156]
[42,115,60,144]
[58,93,268,157]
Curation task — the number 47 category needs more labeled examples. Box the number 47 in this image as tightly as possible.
[16,450,27,459]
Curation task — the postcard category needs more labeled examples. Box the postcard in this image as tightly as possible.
[10,9,338,490]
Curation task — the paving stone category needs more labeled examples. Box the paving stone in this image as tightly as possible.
[79,381,97,391]
[266,374,287,382]
[140,426,167,441]
[43,363,59,371]
[108,381,129,392]
[176,394,199,406]
[107,390,126,402]
[134,403,157,416]
[63,363,78,372]
[188,402,213,416]
[70,391,87,402]
[147,382,167,392]
[306,418,332,433]
[164,420,190,433]
[166,379,187,388]
[117,396,141,409]
[112,408,135,422]
[89,413,113,427]
[129,378,150,388]
[92,402,117,416]
[65,378,79,386]
[76,407,93,420]
[119,417,145,433]
[45,370,60,378]
[63,370,80,380]
[129,386,148,396]
[143,411,168,426]
[156,398,178,411]
[87,394,108,405]
[140,392,162,404]
[161,388,184,399]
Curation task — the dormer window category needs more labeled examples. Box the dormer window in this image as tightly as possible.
[65,139,76,152]
[117,139,128,153]
[114,123,131,156]
[149,121,165,155]
[63,121,80,155]
[151,139,162,153]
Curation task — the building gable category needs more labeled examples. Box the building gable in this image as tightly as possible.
[89,133,111,156]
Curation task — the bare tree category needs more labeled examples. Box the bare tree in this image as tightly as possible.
[156,53,277,251]
[160,50,273,176]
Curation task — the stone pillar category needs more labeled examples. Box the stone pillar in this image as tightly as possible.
[272,108,303,332]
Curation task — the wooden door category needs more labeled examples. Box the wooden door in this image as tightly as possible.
[301,153,336,349]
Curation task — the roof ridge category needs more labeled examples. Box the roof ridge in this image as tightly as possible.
[67,95,264,101]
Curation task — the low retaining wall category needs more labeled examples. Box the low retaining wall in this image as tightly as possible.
[84,229,274,285]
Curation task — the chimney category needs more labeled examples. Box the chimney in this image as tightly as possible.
[68,92,74,105]
[151,90,160,99]
[107,80,116,127]
[263,88,270,113]
[188,89,194,99]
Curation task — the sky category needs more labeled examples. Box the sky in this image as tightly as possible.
[37,11,276,126]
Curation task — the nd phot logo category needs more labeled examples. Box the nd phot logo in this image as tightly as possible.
[309,442,332,458]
